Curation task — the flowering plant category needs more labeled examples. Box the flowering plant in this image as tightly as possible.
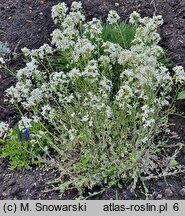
[1,1,185,197]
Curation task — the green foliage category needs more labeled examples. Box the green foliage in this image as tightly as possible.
[177,90,185,100]
[157,52,172,68]
[102,22,136,49]
[1,122,50,169]
[169,159,178,167]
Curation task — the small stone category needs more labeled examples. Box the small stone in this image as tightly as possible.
[40,0,45,4]
[39,12,43,16]
[164,188,173,197]
[179,188,185,197]
[115,3,119,7]
[169,0,177,7]
[156,193,163,200]
[2,192,9,197]
[156,180,165,187]
[7,179,16,186]
[149,195,154,200]
[11,186,20,195]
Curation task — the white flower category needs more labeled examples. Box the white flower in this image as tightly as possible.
[17,68,27,80]
[153,15,164,26]
[118,50,132,65]
[141,105,148,111]
[41,105,52,118]
[82,60,98,79]
[21,47,30,56]
[44,146,48,152]
[61,15,75,28]
[68,128,77,141]
[116,85,133,101]
[173,66,185,83]
[106,106,112,118]
[51,2,68,24]
[71,1,83,12]
[73,38,95,59]
[26,58,38,71]
[141,137,148,144]
[99,55,110,66]
[0,122,9,138]
[129,11,141,24]
[81,115,89,122]
[51,28,76,50]
[68,68,81,79]
[71,112,75,118]
[89,119,93,127]
[18,117,32,131]
[84,18,103,39]
[32,116,39,123]
[120,69,134,78]
[64,93,74,103]
[143,119,155,128]
[68,11,85,25]
[38,44,53,59]
[107,10,120,24]
[99,77,112,92]
[5,80,31,104]
[102,41,123,63]
[0,57,5,64]
[161,99,169,106]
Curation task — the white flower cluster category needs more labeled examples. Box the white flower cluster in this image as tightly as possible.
[84,18,103,39]
[129,11,140,24]
[107,10,120,24]
[1,1,185,196]
[173,66,185,83]
[18,117,32,131]
[51,2,68,25]
[2,1,185,161]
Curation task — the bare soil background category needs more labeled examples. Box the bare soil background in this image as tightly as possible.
[0,0,185,199]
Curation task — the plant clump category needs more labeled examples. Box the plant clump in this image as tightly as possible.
[0,1,185,197]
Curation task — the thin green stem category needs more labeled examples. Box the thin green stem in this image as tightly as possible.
[116,23,127,49]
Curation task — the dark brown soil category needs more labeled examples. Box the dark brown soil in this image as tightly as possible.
[0,0,185,200]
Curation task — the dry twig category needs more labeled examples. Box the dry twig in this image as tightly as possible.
[151,0,158,15]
